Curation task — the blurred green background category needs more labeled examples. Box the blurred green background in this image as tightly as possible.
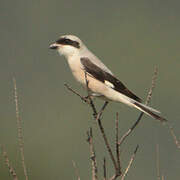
[1,0,180,179]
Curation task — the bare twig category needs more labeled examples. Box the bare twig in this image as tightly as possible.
[118,67,158,146]
[109,174,117,180]
[64,72,98,117]
[83,72,118,175]
[1,145,18,180]
[72,160,81,180]
[162,175,165,180]
[121,145,139,180]
[145,66,158,105]
[87,128,98,180]
[64,70,146,180]
[13,78,28,180]
[115,112,121,175]
[93,101,108,122]
[95,102,118,174]
[64,83,89,104]
[103,158,107,180]
[108,113,122,180]
[169,125,180,150]
[156,144,161,180]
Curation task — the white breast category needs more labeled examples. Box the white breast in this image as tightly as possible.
[67,56,86,85]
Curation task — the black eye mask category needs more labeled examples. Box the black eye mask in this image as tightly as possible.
[56,38,80,49]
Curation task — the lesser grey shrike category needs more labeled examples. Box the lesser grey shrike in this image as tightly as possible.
[49,35,166,121]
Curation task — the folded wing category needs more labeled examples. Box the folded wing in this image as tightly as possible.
[80,57,142,103]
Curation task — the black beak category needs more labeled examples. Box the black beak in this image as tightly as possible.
[49,43,58,49]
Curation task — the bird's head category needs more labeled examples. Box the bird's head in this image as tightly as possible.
[49,35,84,58]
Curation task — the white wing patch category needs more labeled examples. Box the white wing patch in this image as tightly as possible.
[105,80,114,88]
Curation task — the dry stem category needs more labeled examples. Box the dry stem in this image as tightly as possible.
[121,145,139,180]
[1,145,18,180]
[169,125,180,150]
[156,144,161,180]
[87,128,98,180]
[13,78,28,180]
[72,160,81,180]
[118,66,158,146]
[103,158,107,180]
[65,67,158,180]
[115,112,121,175]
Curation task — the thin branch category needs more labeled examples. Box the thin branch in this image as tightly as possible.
[115,112,121,175]
[13,78,28,180]
[64,72,98,117]
[65,80,121,179]
[1,145,18,180]
[118,67,158,146]
[162,175,165,180]
[169,125,180,150]
[121,145,139,180]
[95,101,108,120]
[64,83,89,104]
[108,113,122,180]
[109,174,117,180]
[103,157,107,180]
[64,70,144,180]
[118,113,142,146]
[72,160,81,180]
[83,72,118,176]
[95,102,118,174]
[87,128,98,180]
[145,66,158,105]
[88,97,98,118]
[156,144,161,180]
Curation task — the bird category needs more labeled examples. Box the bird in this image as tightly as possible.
[49,35,166,122]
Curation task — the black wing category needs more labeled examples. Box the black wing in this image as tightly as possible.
[80,57,142,102]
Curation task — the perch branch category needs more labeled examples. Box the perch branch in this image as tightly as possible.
[83,71,118,173]
[64,83,89,104]
[95,103,118,174]
[65,69,151,179]
[65,77,118,177]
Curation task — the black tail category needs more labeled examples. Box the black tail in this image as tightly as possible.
[134,102,167,122]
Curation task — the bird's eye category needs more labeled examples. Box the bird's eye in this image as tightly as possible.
[64,39,71,44]
[56,38,71,45]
